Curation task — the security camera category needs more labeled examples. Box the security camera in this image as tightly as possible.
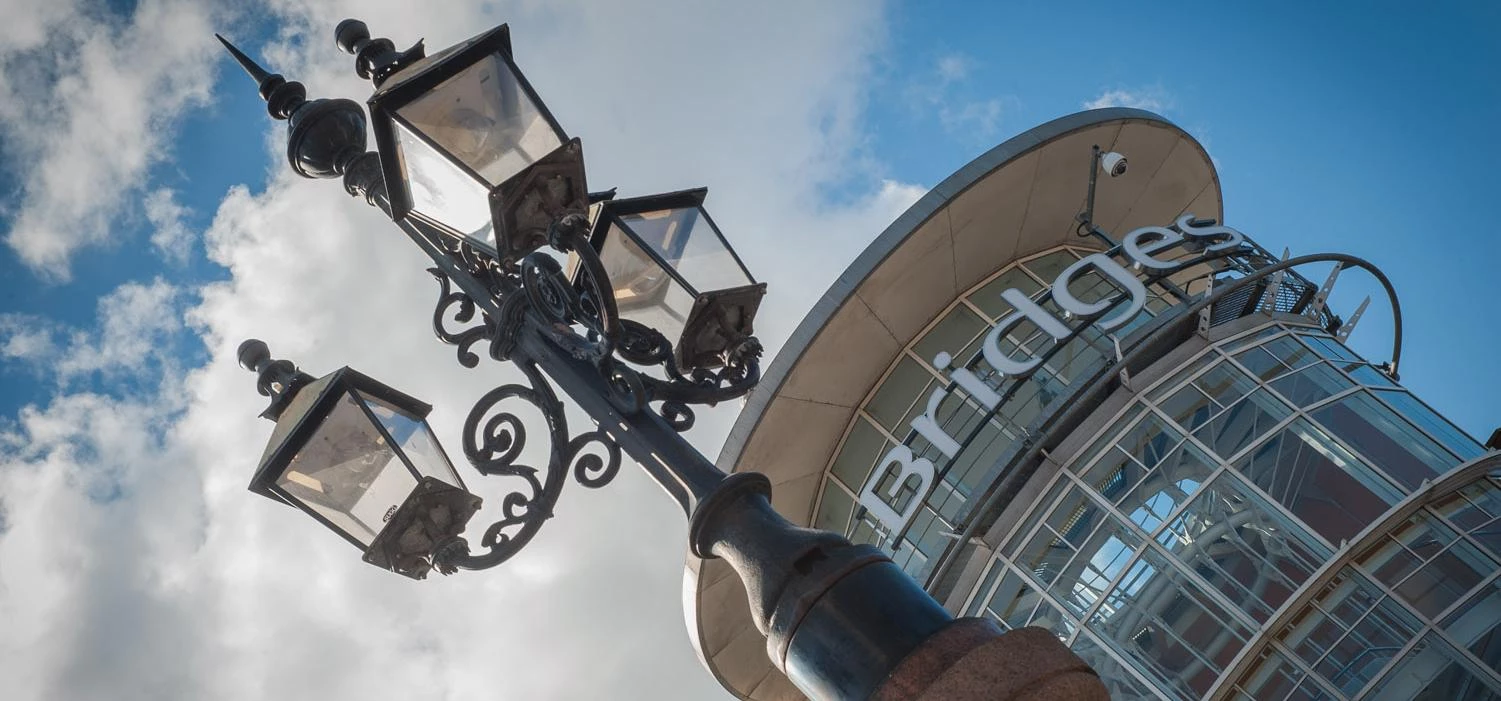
[1100,151,1128,177]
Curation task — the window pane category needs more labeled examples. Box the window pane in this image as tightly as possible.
[814,483,855,534]
[1443,578,1501,678]
[1158,474,1330,623]
[1082,413,1183,503]
[1312,390,1459,491]
[1022,249,1080,287]
[1368,633,1501,700]
[868,356,935,432]
[619,207,752,293]
[1374,389,1484,461]
[986,567,1044,630]
[1193,387,1292,460]
[358,392,460,487]
[1235,420,1399,545]
[1071,632,1162,700]
[830,418,890,491]
[1269,361,1353,408]
[970,267,1042,320]
[278,391,419,547]
[1262,335,1319,372]
[1091,546,1251,698]
[914,305,989,368]
[1297,333,1362,363]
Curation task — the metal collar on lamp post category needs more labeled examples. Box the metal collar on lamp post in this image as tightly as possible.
[218,21,1106,701]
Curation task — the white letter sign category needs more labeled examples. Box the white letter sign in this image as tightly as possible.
[1052,253,1148,332]
[858,446,935,535]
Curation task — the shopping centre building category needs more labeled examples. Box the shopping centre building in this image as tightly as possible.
[686,108,1501,700]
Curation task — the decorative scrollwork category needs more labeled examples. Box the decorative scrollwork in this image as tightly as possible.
[434,359,624,572]
[428,269,491,368]
[566,430,622,488]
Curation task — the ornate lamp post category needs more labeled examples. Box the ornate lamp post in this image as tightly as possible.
[219,20,1104,701]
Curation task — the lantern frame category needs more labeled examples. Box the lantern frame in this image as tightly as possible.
[582,188,766,370]
[249,366,481,579]
[366,23,585,263]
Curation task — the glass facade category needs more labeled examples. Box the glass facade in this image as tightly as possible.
[952,321,1488,700]
[802,231,1493,700]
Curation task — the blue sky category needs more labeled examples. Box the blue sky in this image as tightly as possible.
[0,1,1497,699]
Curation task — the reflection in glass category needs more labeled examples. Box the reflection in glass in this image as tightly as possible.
[1368,632,1501,699]
[1312,391,1459,490]
[1373,389,1484,461]
[1236,419,1399,546]
[597,219,698,343]
[395,119,495,245]
[1091,546,1251,698]
[396,54,561,186]
[1159,474,1329,623]
[277,392,418,546]
[1443,578,1501,678]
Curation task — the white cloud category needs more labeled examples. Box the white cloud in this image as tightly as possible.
[145,189,195,265]
[1083,85,1173,113]
[0,0,225,280]
[0,278,184,386]
[0,2,933,700]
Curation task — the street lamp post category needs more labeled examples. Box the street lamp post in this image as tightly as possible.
[220,20,1105,700]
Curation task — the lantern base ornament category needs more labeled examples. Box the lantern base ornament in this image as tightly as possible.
[363,477,483,580]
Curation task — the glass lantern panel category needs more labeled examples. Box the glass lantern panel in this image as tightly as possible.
[598,220,696,343]
[277,392,419,547]
[618,207,753,293]
[395,53,562,187]
[356,392,462,489]
[394,119,497,250]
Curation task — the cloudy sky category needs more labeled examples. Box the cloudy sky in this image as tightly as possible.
[1,1,1498,700]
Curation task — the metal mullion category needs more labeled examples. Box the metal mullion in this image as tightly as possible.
[1073,627,1177,701]
[1194,415,1342,555]
[1346,629,1427,701]
[1140,534,1265,643]
[1140,346,1226,401]
[959,557,1006,618]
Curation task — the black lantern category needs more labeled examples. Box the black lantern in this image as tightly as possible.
[579,188,766,370]
[239,340,480,580]
[361,23,587,263]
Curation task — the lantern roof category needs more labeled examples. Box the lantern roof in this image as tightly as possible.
[369,24,513,106]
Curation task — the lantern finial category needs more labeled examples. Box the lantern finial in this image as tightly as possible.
[237,339,315,420]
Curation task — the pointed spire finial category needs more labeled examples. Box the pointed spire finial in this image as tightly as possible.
[216,34,273,86]
[215,33,305,120]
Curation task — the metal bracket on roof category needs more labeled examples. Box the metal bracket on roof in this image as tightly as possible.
[1260,269,1285,314]
[1335,296,1371,342]
[1309,262,1344,319]
[1110,333,1132,390]
[1197,274,1214,335]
